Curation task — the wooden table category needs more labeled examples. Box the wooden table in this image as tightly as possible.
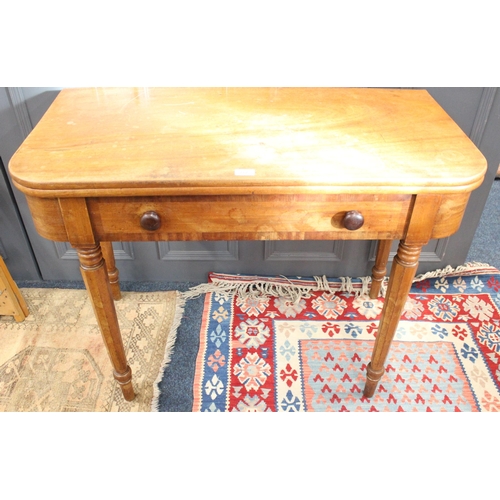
[9,88,487,402]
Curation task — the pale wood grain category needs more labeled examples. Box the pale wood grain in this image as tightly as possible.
[10,88,486,197]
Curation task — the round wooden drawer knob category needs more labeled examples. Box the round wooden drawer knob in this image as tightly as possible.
[140,211,161,231]
[342,210,364,230]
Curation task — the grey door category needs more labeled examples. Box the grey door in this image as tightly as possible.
[0,88,41,280]
[2,87,500,282]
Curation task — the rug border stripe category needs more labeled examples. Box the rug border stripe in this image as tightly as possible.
[192,292,214,412]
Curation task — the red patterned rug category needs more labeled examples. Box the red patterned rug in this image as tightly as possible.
[189,264,500,411]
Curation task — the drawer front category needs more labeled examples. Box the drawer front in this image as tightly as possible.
[87,194,412,241]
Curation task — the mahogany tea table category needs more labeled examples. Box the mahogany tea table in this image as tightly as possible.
[9,88,487,402]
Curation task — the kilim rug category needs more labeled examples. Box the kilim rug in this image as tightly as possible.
[187,264,500,411]
[0,288,183,411]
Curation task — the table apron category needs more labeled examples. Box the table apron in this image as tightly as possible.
[87,194,411,241]
[24,192,471,244]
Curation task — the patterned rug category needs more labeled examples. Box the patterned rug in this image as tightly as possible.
[189,264,500,411]
[0,288,183,411]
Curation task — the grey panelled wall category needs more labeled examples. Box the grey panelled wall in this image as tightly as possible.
[0,88,40,280]
[1,87,499,283]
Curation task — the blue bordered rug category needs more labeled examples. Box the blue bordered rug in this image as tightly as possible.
[175,263,500,411]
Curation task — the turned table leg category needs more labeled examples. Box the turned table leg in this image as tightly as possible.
[369,239,392,299]
[76,243,135,401]
[363,240,422,397]
[101,241,122,301]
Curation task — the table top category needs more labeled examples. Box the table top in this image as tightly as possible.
[9,87,486,197]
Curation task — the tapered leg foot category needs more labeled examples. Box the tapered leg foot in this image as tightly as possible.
[114,366,135,401]
[363,363,386,398]
[76,244,135,401]
[363,240,422,397]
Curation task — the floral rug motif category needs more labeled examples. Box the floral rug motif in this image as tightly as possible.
[192,265,500,411]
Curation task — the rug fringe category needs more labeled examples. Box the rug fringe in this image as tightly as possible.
[181,262,496,304]
[151,291,187,411]
[182,274,372,303]
[413,261,495,282]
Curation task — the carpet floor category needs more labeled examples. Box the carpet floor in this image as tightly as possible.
[4,263,500,412]
[163,265,500,411]
[0,288,182,411]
